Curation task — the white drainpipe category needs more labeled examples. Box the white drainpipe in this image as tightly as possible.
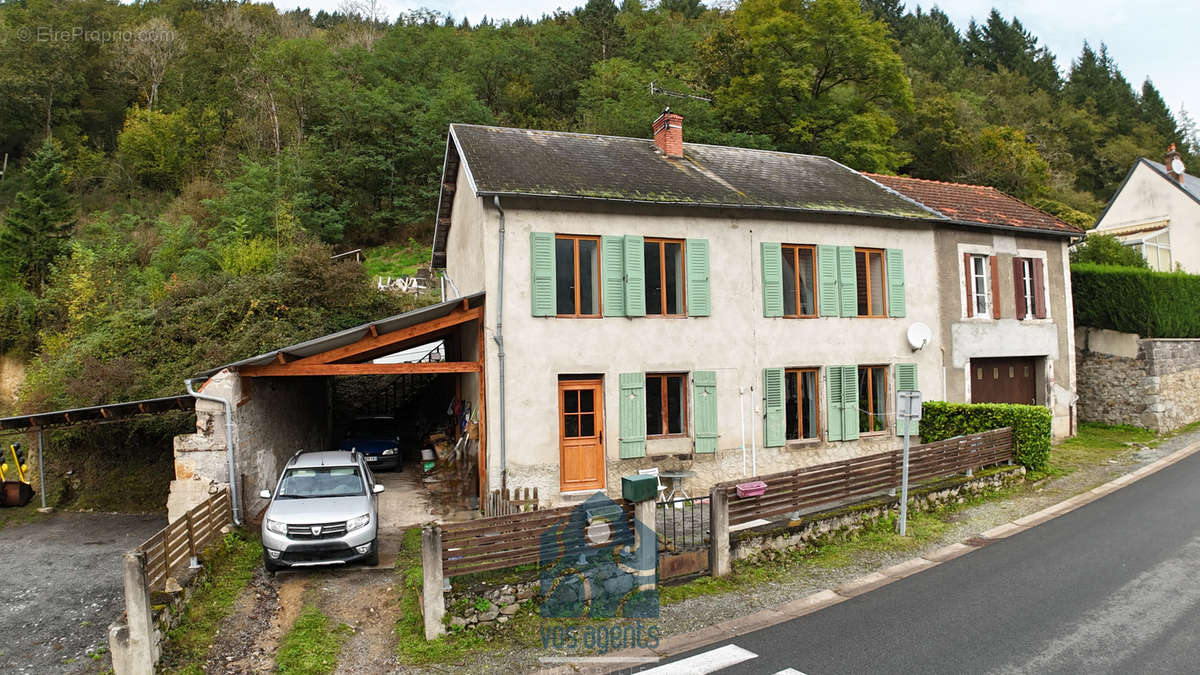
[185,376,241,525]
[492,195,508,491]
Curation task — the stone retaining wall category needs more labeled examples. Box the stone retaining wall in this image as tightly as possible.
[1076,327,1200,432]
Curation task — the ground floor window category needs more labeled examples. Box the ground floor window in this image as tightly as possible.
[645,373,686,436]
[858,365,887,433]
[785,368,819,440]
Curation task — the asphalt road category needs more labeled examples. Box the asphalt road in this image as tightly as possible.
[639,448,1200,674]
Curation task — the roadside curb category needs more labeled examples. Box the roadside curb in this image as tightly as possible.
[541,440,1200,674]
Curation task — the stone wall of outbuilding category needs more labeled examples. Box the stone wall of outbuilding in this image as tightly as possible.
[1076,327,1200,432]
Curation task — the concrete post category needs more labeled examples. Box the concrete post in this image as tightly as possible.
[115,550,155,674]
[633,498,657,586]
[710,487,730,578]
[421,526,445,640]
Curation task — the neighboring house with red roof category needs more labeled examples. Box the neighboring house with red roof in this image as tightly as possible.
[866,174,1083,437]
[1092,145,1199,272]
[433,113,1082,507]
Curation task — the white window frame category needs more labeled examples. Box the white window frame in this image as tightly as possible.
[969,254,989,316]
[959,243,994,319]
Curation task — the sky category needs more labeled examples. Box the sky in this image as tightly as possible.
[291,0,1200,127]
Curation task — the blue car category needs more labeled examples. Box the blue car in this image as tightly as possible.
[338,416,402,471]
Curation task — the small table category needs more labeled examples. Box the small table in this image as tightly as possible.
[658,470,697,502]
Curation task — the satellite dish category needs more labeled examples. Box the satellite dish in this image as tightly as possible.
[907,323,932,351]
[1171,157,1186,175]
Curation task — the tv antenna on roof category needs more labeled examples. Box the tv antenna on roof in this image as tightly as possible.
[649,81,712,103]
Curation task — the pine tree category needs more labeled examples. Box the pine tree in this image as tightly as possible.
[0,139,76,295]
[1139,79,1179,143]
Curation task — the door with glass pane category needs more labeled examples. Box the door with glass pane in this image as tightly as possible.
[559,378,606,491]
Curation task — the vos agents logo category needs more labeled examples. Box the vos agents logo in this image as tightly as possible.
[539,492,658,618]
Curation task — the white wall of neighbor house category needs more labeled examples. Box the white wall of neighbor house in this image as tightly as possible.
[452,195,947,506]
[1095,162,1200,273]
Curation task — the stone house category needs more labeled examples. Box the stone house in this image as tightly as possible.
[432,112,1083,508]
[1092,145,1200,272]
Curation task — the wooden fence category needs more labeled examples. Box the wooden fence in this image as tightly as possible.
[138,488,233,591]
[441,499,633,577]
[715,428,1014,526]
[483,487,540,516]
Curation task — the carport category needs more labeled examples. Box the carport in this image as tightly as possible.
[171,293,487,529]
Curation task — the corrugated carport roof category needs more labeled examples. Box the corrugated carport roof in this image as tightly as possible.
[0,395,196,433]
[196,292,485,378]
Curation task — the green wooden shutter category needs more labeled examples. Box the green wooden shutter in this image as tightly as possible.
[530,232,556,317]
[841,365,859,440]
[761,242,784,317]
[623,235,646,317]
[762,368,785,447]
[838,246,857,317]
[895,363,918,436]
[619,372,646,458]
[886,248,906,318]
[601,235,625,317]
[826,366,844,441]
[692,371,718,453]
[817,245,839,317]
[686,239,711,317]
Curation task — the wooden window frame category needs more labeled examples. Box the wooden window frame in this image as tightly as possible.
[644,237,687,317]
[555,234,602,318]
[855,248,888,318]
[785,367,821,442]
[645,372,688,438]
[858,364,888,434]
[782,244,818,318]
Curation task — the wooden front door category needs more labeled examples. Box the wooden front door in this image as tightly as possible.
[970,357,1037,405]
[559,379,606,492]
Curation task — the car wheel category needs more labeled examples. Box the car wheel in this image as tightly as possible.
[263,552,282,574]
[363,545,379,567]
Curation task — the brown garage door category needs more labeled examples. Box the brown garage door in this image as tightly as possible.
[971,357,1037,405]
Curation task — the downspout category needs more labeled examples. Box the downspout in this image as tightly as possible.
[185,376,241,525]
[492,196,508,491]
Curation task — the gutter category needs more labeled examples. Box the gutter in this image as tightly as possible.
[185,376,241,525]
[492,196,508,491]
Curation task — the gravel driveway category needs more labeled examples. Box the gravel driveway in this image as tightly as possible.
[0,512,165,673]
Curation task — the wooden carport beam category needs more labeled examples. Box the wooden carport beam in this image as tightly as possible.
[238,361,481,377]
[288,306,482,367]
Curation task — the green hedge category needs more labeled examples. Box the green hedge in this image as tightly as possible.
[1072,263,1200,337]
[920,401,1052,471]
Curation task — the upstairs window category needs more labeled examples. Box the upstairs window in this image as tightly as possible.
[855,248,887,317]
[644,238,685,316]
[963,253,997,318]
[555,235,600,317]
[1013,257,1046,320]
[782,245,817,317]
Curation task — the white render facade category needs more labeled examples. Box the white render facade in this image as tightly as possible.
[1093,157,1200,273]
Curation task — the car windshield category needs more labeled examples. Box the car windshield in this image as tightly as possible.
[349,419,395,438]
[276,466,365,499]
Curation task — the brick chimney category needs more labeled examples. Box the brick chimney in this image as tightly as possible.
[653,108,684,159]
[1165,143,1186,182]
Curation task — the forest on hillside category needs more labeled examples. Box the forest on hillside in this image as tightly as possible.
[0,0,1194,414]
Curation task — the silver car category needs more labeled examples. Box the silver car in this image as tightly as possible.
[259,450,384,572]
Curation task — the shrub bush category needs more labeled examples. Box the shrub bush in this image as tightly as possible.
[920,401,1052,471]
[1072,263,1200,337]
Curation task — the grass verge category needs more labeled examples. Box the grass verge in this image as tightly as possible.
[0,500,51,532]
[276,604,352,674]
[159,530,262,674]
[1041,422,1157,478]
[394,528,489,664]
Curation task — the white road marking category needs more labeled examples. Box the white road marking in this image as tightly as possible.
[774,669,807,675]
[638,644,758,674]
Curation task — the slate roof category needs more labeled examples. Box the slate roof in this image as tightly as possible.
[449,124,937,219]
[864,173,1083,235]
